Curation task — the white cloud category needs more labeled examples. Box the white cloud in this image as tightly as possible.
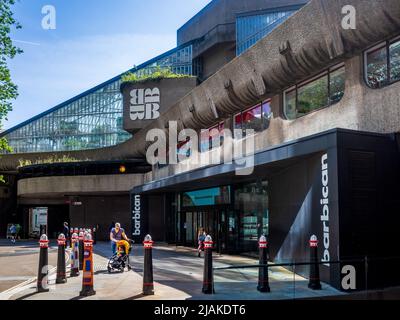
[5,33,176,129]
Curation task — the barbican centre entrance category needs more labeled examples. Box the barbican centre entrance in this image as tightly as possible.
[177,182,269,255]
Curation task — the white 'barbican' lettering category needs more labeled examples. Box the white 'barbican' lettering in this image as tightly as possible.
[321,153,330,267]
[132,195,141,236]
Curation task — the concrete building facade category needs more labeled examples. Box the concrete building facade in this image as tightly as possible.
[1,0,400,291]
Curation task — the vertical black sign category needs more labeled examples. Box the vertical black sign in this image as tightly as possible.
[130,193,148,243]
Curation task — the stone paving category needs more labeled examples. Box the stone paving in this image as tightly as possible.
[0,240,345,300]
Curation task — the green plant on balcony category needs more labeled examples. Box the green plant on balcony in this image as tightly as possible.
[121,66,193,84]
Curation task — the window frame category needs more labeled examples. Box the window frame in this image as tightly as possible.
[283,63,345,120]
[364,35,400,89]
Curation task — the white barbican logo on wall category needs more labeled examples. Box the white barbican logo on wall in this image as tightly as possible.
[320,153,330,267]
[130,88,160,121]
[132,195,141,236]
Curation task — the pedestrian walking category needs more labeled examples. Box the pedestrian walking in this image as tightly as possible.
[9,224,17,244]
[197,229,206,257]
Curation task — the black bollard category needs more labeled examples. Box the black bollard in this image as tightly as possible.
[56,233,67,284]
[79,231,84,270]
[143,234,154,295]
[37,234,50,293]
[80,233,96,297]
[308,235,322,290]
[257,235,270,292]
[70,233,80,277]
[202,235,214,294]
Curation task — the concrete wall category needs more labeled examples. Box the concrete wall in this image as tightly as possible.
[202,43,236,80]
[17,174,144,198]
[70,195,130,241]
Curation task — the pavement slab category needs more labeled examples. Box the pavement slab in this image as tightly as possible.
[1,241,346,300]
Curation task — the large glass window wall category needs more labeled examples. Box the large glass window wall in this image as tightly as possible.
[2,44,198,154]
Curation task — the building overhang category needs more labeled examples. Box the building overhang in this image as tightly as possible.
[131,128,397,195]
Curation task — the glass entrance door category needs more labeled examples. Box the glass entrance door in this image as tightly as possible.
[180,208,229,253]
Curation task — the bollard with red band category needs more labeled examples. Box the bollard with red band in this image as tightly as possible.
[78,231,84,270]
[70,233,80,277]
[37,234,50,293]
[56,233,67,284]
[143,235,154,295]
[202,235,215,294]
[308,235,322,290]
[257,235,270,292]
[80,233,96,297]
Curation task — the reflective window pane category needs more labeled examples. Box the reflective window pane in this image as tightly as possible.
[236,9,298,56]
[284,88,297,120]
[366,45,388,88]
[242,104,263,133]
[390,40,400,82]
[330,66,346,104]
[297,75,329,117]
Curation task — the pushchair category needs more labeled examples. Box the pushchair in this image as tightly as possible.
[107,239,133,273]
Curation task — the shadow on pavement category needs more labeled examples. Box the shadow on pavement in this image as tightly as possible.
[16,291,40,300]
[123,293,145,300]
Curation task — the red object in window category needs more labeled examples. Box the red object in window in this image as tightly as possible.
[234,113,242,129]
[243,104,262,123]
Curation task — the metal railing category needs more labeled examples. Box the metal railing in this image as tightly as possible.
[211,255,400,299]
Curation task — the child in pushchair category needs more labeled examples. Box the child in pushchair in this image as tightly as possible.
[107,239,133,273]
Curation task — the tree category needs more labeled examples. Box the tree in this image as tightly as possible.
[0,0,22,182]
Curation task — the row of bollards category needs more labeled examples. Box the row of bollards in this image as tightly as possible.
[68,227,97,248]
[37,229,96,297]
[202,234,322,294]
[36,231,155,297]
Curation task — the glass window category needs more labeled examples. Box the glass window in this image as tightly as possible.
[330,66,346,104]
[236,8,301,56]
[234,100,271,137]
[284,88,297,120]
[366,45,388,88]
[390,40,400,82]
[200,122,224,152]
[181,186,231,207]
[234,181,269,253]
[242,104,263,132]
[364,36,400,89]
[284,64,345,120]
[297,74,328,117]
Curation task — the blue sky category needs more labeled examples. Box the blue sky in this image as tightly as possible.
[4,0,211,130]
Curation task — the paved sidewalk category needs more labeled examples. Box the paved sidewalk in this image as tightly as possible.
[2,241,345,300]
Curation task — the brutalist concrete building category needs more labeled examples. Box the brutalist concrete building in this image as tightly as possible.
[1,0,400,291]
